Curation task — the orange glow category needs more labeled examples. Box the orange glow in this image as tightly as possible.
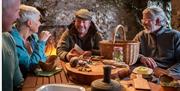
[45,43,57,56]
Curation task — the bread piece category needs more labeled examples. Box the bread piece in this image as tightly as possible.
[133,66,153,75]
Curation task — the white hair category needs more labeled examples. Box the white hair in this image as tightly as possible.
[143,6,168,26]
[17,4,41,24]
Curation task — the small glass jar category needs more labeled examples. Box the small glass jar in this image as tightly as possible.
[112,46,123,62]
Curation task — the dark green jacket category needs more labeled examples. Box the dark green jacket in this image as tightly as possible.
[2,32,24,91]
[57,21,102,61]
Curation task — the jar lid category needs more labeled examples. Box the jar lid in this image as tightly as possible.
[113,46,123,51]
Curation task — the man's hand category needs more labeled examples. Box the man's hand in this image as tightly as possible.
[140,56,157,68]
[82,51,92,57]
[66,48,80,61]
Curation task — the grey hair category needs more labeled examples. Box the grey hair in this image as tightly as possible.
[143,6,168,26]
[17,4,41,25]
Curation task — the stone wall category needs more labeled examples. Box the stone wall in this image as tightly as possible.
[22,0,180,40]
[172,0,180,31]
[23,0,145,40]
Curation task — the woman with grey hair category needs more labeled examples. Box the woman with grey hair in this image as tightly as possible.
[10,4,51,77]
[133,6,180,75]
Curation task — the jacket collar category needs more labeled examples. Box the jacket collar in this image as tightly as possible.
[150,26,168,36]
[10,26,24,46]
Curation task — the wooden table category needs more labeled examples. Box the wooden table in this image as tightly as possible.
[22,61,179,91]
[22,61,71,91]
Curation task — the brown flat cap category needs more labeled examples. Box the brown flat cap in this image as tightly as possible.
[75,9,92,20]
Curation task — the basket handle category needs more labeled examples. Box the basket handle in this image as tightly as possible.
[112,24,127,44]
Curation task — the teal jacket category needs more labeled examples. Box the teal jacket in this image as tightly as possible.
[10,27,47,76]
[2,32,24,91]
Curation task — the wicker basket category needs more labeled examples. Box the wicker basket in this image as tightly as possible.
[100,24,140,65]
[99,40,140,65]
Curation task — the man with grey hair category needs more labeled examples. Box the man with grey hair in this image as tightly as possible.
[2,0,24,90]
[133,6,180,75]
[10,4,51,77]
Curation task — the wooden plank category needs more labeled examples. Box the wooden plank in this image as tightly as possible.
[60,70,68,84]
[60,61,67,73]
[120,80,135,91]
[36,77,43,87]
[60,61,71,83]
[120,80,162,91]
[133,74,150,90]
[36,85,41,90]
[22,87,36,91]
[49,75,55,84]
[23,75,37,88]
[55,73,62,83]
[43,77,49,85]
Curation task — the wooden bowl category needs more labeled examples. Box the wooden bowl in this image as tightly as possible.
[39,55,58,71]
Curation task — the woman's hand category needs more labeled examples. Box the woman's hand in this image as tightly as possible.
[39,31,51,42]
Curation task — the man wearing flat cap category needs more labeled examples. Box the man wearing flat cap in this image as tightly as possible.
[57,9,102,61]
